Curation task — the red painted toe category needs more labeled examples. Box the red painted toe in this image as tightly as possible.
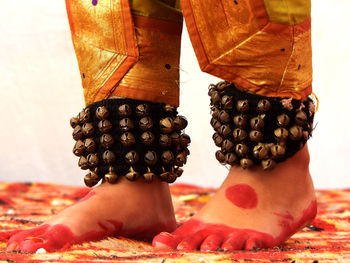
[152,232,179,250]
[200,234,223,251]
[221,232,248,251]
[6,242,18,252]
[177,232,206,251]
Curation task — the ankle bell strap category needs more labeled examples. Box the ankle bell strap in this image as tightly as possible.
[70,99,190,187]
[209,81,315,170]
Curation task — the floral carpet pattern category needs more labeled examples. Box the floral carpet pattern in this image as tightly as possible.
[0,182,349,262]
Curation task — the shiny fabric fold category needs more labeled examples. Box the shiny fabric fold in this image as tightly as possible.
[180,0,312,100]
[66,0,182,107]
[65,0,139,106]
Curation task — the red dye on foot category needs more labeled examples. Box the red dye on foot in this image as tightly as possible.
[153,200,317,251]
[225,184,258,209]
[6,220,123,253]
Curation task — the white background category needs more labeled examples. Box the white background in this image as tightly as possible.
[0,0,349,189]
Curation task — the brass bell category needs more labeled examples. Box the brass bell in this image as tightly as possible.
[216,81,230,90]
[221,139,234,153]
[135,104,150,117]
[164,104,176,112]
[215,150,226,163]
[235,143,249,157]
[118,104,132,117]
[120,132,135,147]
[180,134,191,147]
[211,108,220,119]
[100,134,114,148]
[73,140,85,156]
[208,84,216,96]
[119,118,134,132]
[210,91,221,105]
[240,158,254,169]
[143,167,155,183]
[270,144,286,159]
[161,150,175,165]
[274,128,289,141]
[159,134,172,148]
[233,115,247,128]
[102,150,116,164]
[144,151,158,166]
[72,125,83,141]
[289,125,303,140]
[160,117,175,133]
[79,109,90,123]
[174,115,188,130]
[210,118,222,131]
[222,95,234,109]
[160,151,175,165]
[175,153,187,167]
[233,128,247,141]
[170,132,181,146]
[295,111,307,126]
[84,169,101,187]
[82,123,94,137]
[253,144,269,160]
[78,156,89,170]
[219,125,232,138]
[167,173,177,183]
[98,120,112,133]
[261,159,276,170]
[77,110,85,123]
[225,152,237,165]
[250,116,264,130]
[219,110,231,123]
[95,106,109,120]
[70,117,79,128]
[213,132,223,147]
[125,167,140,181]
[182,148,190,156]
[249,130,263,142]
[237,100,249,112]
[277,114,291,127]
[105,167,118,184]
[175,167,184,177]
[257,99,271,113]
[87,153,99,167]
[139,116,153,131]
[84,138,96,152]
[160,171,171,182]
[125,151,139,165]
[140,131,155,146]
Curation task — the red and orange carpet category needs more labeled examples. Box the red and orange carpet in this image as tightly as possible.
[0,182,349,262]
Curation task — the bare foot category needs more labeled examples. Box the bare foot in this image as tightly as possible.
[5,178,176,253]
[153,145,317,251]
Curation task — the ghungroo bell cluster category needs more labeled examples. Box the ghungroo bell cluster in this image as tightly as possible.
[209,81,315,170]
[70,99,190,187]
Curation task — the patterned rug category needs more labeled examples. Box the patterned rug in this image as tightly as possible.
[0,182,349,263]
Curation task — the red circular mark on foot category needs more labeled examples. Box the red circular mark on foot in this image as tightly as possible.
[225,184,258,209]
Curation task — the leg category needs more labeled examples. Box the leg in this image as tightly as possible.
[5,0,186,253]
[154,0,317,251]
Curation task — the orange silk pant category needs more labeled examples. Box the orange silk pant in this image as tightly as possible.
[66,0,312,107]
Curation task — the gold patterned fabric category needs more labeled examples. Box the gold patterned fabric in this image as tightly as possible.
[66,0,182,106]
[66,0,312,106]
[181,0,312,100]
